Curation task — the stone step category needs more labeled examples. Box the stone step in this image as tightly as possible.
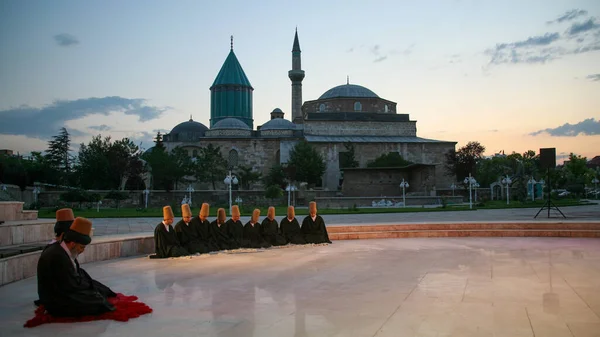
[329,229,600,240]
[0,242,47,258]
[327,222,600,233]
[0,202,38,221]
[0,220,55,247]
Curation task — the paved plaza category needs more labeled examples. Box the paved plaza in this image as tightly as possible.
[1,237,599,336]
[77,204,600,236]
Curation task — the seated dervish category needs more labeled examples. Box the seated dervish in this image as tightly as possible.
[280,206,307,244]
[210,208,235,250]
[152,206,189,258]
[174,204,208,254]
[243,209,271,248]
[260,206,287,246]
[36,217,117,317]
[226,205,248,249]
[50,208,75,245]
[301,201,332,244]
[190,203,219,252]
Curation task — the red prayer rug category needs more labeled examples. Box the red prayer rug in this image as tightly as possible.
[24,293,152,328]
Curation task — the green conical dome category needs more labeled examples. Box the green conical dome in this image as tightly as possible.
[211,50,253,88]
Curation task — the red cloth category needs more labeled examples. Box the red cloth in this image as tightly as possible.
[24,293,152,328]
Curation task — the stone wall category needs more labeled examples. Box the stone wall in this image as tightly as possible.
[304,120,417,137]
[302,97,397,114]
[341,166,436,197]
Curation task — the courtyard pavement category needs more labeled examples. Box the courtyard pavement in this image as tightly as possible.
[1,238,599,336]
[85,204,600,236]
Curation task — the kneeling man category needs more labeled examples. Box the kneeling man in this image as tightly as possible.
[153,206,189,258]
[301,201,332,244]
[175,204,207,254]
[244,209,271,248]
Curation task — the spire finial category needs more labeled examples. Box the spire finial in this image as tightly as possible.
[347,75,349,85]
[189,114,193,121]
[230,35,233,50]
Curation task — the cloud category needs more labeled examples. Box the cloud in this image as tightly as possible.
[567,18,600,36]
[89,124,111,131]
[529,118,600,137]
[547,9,588,24]
[53,33,79,47]
[370,45,380,55]
[586,74,600,81]
[0,96,169,140]
[373,56,387,63]
[346,47,354,53]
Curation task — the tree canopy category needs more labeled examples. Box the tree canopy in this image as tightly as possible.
[288,141,326,186]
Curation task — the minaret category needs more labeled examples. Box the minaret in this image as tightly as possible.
[288,28,305,124]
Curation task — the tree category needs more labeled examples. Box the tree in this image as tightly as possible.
[193,144,227,189]
[340,142,359,168]
[108,138,145,190]
[263,164,287,189]
[265,185,283,201]
[142,143,172,190]
[367,152,413,168]
[104,190,129,209]
[45,127,74,184]
[288,140,326,186]
[445,141,486,180]
[235,165,262,189]
[169,147,194,189]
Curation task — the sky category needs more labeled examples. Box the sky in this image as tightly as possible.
[0,0,599,163]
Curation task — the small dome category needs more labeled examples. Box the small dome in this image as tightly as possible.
[212,117,251,130]
[318,84,379,100]
[272,108,283,113]
[261,118,296,131]
[169,119,208,138]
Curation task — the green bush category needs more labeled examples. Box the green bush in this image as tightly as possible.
[265,185,283,201]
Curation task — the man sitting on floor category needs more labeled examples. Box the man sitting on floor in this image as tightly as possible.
[153,206,189,258]
[244,209,271,249]
[37,217,117,317]
[301,201,332,244]
[191,203,219,252]
[226,205,247,249]
[261,206,286,246]
[210,208,235,250]
[174,204,208,254]
[280,206,307,245]
[50,208,76,245]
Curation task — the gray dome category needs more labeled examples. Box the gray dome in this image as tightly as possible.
[261,118,296,131]
[212,117,251,130]
[318,84,379,100]
[169,119,208,141]
[272,108,283,113]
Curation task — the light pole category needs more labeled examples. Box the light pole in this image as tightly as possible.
[32,186,41,204]
[473,182,480,202]
[400,179,409,208]
[97,200,102,212]
[186,184,195,205]
[464,174,477,209]
[285,184,297,207]
[143,189,150,209]
[450,183,456,197]
[224,171,238,216]
[501,175,512,205]
[528,178,537,201]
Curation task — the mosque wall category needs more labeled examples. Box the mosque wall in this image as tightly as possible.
[304,121,417,137]
[302,97,397,114]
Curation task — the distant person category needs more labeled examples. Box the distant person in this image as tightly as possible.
[280,206,306,244]
[50,208,76,245]
[152,206,189,258]
[244,209,271,249]
[191,203,219,252]
[174,204,207,254]
[301,201,332,244]
[226,205,247,249]
[261,207,286,246]
[211,208,234,250]
[37,217,117,317]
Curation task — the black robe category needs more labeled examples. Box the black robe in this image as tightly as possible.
[37,242,116,317]
[210,220,235,250]
[243,222,271,248]
[301,215,332,244]
[226,219,248,249]
[153,222,189,258]
[190,216,220,252]
[280,217,307,244]
[174,219,208,254]
[261,218,287,246]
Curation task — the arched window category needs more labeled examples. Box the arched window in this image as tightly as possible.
[354,101,362,111]
[319,104,326,112]
[384,104,389,113]
[228,149,239,167]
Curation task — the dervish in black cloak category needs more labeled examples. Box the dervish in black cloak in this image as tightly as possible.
[226,205,248,249]
[280,206,307,244]
[153,206,189,258]
[189,203,220,252]
[261,207,287,246]
[210,208,235,250]
[243,209,271,248]
[301,201,332,244]
[174,204,208,254]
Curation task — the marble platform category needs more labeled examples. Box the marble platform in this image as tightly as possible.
[0,219,55,247]
[0,202,38,222]
[1,238,599,336]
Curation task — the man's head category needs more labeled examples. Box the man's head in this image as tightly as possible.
[287,206,295,219]
[181,204,192,223]
[62,217,93,259]
[309,201,317,217]
[252,209,260,224]
[231,205,241,222]
[199,203,210,221]
[54,208,75,240]
[163,206,174,225]
[267,206,275,220]
[217,208,226,224]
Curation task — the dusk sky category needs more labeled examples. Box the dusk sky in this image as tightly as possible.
[1,0,599,162]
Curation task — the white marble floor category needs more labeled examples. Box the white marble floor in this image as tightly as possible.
[1,238,600,337]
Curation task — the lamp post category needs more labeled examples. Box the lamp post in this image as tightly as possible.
[285,184,297,207]
[501,175,512,205]
[32,186,41,204]
[473,182,480,202]
[186,184,195,205]
[464,174,477,209]
[224,171,238,216]
[400,179,409,208]
[450,183,456,197]
[97,200,102,212]
[143,189,150,209]
[528,178,537,201]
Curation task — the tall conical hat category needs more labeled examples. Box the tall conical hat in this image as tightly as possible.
[252,209,260,223]
[309,201,317,214]
[163,206,174,220]
[55,208,75,236]
[200,203,210,217]
[63,217,93,245]
[231,205,240,217]
[181,204,192,217]
[217,208,226,223]
[287,206,295,219]
[267,206,275,219]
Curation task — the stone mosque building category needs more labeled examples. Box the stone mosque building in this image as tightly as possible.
[161,31,456,194]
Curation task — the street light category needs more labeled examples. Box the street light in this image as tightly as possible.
[224,171,238,215]
[143,189,150,209]
[450,183,456,197]
[285,184,297,207]
[32,186,41,204]
[186,184,195,205]
[464,174,477,209]
[399,179,409,208]
[97,200,102,212]
[528,178,537,201]
[501,175,512,205]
